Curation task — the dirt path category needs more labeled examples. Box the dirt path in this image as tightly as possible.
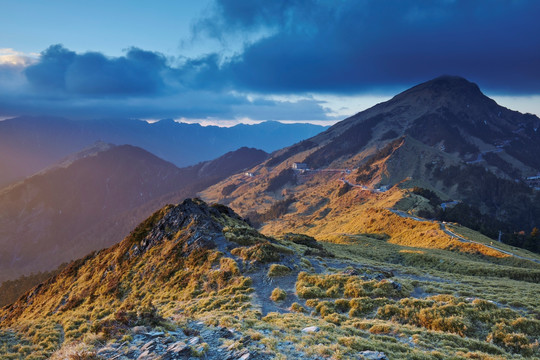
[249,268,300,315]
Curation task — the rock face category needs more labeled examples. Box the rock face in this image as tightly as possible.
[94,321,272,360]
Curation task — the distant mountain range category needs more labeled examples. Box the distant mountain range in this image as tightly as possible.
[0,143,268,282]
[0,118,326,187]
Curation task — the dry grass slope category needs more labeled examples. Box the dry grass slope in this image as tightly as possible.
[1,199,539,359]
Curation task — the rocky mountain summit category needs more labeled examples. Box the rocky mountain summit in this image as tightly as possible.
[1,198,540,359]
[288,75,540,174]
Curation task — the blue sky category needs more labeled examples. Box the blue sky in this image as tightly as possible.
[1,0,539,125]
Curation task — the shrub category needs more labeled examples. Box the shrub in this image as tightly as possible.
[231,243,285,263]
[369,324,392,334]
[290,302,307,313]
[297,285,325,299]
[283,233,323,250]
[324,313,346,325]
[267,264,292,277]
[270,288,287,302]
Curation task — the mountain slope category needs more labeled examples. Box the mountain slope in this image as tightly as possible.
[0,118,325,187]
[297,76,540,174]
[0,145,268,283]
[202,76,540,247]
[1,199,539,359]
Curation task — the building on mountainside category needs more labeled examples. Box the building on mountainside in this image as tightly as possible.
[245,172,254,177]
[292,162,308,170]
[525,175,540,189]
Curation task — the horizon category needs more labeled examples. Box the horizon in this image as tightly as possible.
[0,75,538,127]
[1,0,539,124]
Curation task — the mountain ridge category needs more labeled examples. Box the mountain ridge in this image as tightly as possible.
[265,76,539,175]
[1,198,539,359]
[0,118,326,188]
[0,144,268,283]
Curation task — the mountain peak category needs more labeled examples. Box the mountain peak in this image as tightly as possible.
[119,198,242,261]
[394,75,485,103]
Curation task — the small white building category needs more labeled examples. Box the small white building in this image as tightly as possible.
[245,172,254,177]
[292,162,308,170]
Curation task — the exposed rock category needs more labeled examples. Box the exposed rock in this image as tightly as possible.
[342,268,361,276]
[144,331,165,338]
[166,341,190,355]
[359,350,388,360]
[301,326,320,333]
[140,340,157,352]
[217,327,236,339]
[137,349,157,360]
[133,326,148,334]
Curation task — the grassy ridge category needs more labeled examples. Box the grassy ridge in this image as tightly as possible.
[1,199,539,359]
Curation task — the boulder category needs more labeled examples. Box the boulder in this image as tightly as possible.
[301,326,320,333]
[359,350,388,360]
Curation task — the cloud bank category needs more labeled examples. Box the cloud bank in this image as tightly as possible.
[1,0,539,121]
[193,0,540,94]
[0,44,332,121]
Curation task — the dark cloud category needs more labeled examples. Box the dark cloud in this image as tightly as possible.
[0,57,331,121]
[0,43,332,121]
[194,0,540,94]
[2,0,539,121]
[24,45,171,95]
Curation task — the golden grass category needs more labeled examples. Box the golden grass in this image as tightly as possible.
[2,199,539,359]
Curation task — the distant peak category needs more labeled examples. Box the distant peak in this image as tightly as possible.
[427,75,480,89]
[432,75,469,82]
[391,75,486,105]
[154,118,178,126]
[412,75,481,93]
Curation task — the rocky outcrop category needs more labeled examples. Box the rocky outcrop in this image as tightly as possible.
[92,322,273,360]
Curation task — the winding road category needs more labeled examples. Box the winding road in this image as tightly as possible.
[388,209,540,264]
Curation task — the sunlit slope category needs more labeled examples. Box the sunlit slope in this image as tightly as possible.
[1,199,539,359]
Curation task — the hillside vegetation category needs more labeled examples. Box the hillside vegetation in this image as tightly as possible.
[1,199,539,359]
